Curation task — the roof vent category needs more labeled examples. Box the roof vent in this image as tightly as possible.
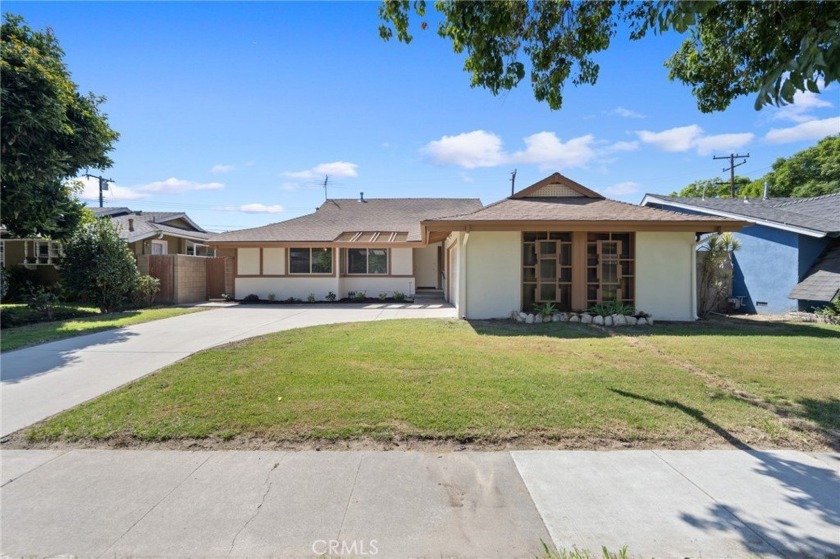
[359,192,366,203]
[128,218,134,232]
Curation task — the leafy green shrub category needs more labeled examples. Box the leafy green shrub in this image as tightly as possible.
[814,297,840,324]
[267,293,276,302]
[242,294,260,303]
[307,293,316,303]
[5,265,40,301]
[0,266,8,301]
[393,291,406,302]
[378,292,388,301]
[61,219,138,313]
[352,291,367,302]
[533,302,556,317]
[27,286,61,321]
[588,300,634,317]
[326,291,337,302]
[130,275,160,308]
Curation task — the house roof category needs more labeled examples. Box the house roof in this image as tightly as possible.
[423,173,746,233]
[641,193,840,237]
[209,198,483,244]
[789,242,840,302]
[95,208,210,243]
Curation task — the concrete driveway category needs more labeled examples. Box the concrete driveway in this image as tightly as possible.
[1,449,837,558]
[0,302,456,437]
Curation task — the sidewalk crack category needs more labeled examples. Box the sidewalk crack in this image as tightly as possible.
[96,453,212,558]
[225,458,284,557]
[336,454,365,540]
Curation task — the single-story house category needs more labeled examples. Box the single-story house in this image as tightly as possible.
[92,207,213,257]
[641,192,840,314]
[209,173,746,320]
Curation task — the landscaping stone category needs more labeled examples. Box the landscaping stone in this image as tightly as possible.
[614,314,627,326]
[592,315,604,326]
[626,316,638,326]
[569,315,580,323]
[647,318,654,326]
[558,313,569,322]
[518,312,528,320]
[551,314,561,322]
[581,314,593,324]
[637,317,648,325]
[525,314,535,324]
[604,315,613,326]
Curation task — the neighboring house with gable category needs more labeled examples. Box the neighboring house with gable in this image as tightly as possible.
[210,173,746,320]
[641,192,840,314]
[0,228,64,285]
[92,207,213,257]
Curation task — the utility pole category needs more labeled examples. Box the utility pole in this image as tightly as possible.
[323,175,329,201]
[84,173,114,208]
[713,153,750,198]
[510,169,517,196]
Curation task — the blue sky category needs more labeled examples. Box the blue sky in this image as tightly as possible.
[9,2,840,232]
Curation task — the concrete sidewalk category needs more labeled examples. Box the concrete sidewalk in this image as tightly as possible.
[0,303,455,437]
[1,449,837,558]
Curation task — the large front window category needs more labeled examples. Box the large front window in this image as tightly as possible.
[290,247,333,274]
[522,231,634,312]
[347,248,388,275]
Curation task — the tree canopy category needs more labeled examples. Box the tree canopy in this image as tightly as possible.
[673,135,840,198]
[1,13,119,241]
[379,1,840,112]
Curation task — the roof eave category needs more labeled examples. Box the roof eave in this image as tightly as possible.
[421,219,749,234]
[642,195,831,238]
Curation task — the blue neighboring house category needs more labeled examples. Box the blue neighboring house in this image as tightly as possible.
[641,192,840,315]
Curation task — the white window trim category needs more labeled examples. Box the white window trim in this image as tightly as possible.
[288,247,333,275]
[151,240,168,255]
[346,248,389,275]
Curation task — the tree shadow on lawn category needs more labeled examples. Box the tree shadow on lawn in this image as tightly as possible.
[468,318,840,339]
[610,388,840,558]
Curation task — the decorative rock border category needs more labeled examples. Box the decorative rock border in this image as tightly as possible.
[511,311,653,326]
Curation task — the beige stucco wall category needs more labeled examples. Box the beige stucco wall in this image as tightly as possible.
[635,231,697,321]
[463,231,521,319]
[391,247,413,276]
[237,248,260,275]
[340,277,416,298]
[235,277,339,301]
[262,247,285,275]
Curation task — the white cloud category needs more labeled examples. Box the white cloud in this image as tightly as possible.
[765,116,840,143]
[609,107,646,119]
[280,182,301,191]
[636,125,704,152]
[137,177,224,194]
[603,140,640,154]
[238,203,284,213]
[210,164,236,173]
[636,125,754,155]
[513,132,597,169]
[423,130,598,170]
[603,181,640,197]
[74,176,148,201]
[423,130,506,169]
[693,132,754,156]
[770,86,833,123]
[284,161,359,180]
[459,172,475,183]
[244,161,256,167]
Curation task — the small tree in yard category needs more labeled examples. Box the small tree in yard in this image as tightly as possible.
[698,233,741,318]
[62,219,138,313]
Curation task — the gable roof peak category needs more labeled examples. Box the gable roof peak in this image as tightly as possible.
[511,172,605,200]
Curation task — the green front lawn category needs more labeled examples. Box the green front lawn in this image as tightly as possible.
[1,306,207,352]
[25,318,840,449]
